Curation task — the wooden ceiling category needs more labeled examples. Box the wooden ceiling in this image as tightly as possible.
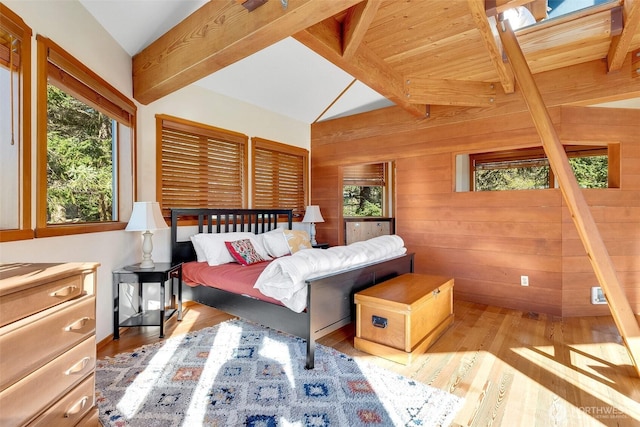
[132,0,640,119]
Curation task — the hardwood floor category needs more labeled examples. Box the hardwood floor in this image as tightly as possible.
[98,300,640,426]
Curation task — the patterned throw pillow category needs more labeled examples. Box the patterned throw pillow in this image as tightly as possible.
[283,230,312,253]
[225,239,267,266]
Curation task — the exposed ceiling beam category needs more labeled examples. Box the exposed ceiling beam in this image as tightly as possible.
[498,17,640,378]
[311,55,640,142]
[132,0,363,105]
[404,78,497,107]
[342,0,381,60]
[468,0,515,94]
[607,0,640,72]
[294,18,428,118]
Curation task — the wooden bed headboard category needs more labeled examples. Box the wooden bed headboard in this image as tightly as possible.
[170,208,293,265]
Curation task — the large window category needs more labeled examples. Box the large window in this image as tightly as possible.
[1,5,32,242]
[343,162,392,217]
[467,144,617,191]
[158,118,308,220]
[157,115,248,218]
[37,36,136,236]
[252,138,308,218]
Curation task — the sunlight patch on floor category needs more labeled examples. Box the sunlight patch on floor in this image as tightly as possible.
[116,335,184,418]
[511,344,640,422]
[259,336,295,389]
[182,321,242,425]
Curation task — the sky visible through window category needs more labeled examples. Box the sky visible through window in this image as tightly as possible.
[546,0,613,19]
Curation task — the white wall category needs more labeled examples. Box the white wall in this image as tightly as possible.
[0,0,310,343]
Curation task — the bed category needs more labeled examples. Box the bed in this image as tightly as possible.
[170,207,414,369]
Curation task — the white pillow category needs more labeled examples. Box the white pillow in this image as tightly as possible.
[261,228,291,258]
[191,232,271,266]
[190,235,207,262]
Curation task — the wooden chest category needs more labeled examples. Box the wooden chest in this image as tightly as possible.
[354,273,454,365]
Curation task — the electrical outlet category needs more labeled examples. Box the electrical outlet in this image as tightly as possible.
[591,287,607,304]
[520,275,529,286]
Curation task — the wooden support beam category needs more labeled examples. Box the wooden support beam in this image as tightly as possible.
[294,19,428,118]
[132,0,363,105]
[468,0,515,94]
[633,49,640,78]
[404,78,497,107]
[342,0,381,60]
[498,18,640,377]
[485,0,545,17]
[608,0,640,72]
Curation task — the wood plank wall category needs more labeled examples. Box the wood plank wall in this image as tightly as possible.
[311,105,640,317]
[559,107,640,317]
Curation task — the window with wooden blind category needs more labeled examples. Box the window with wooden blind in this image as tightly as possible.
[157,115,248,218]
[252,138,308,218]
[1,4,32,242]
[36,35,136,237]
[344,163,386,186]
[343,162,391,217]
[469,144,616,191]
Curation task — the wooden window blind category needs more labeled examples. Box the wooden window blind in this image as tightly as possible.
[252,137,308,217]
[158,115,248,218]
[39,36,135,127]
[343,163,385,186]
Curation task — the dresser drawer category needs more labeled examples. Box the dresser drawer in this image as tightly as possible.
[0,274,84,328]
[75,406,99,427]
[0,295,95,391]
[0,336,95,427]
[27,374,96,427]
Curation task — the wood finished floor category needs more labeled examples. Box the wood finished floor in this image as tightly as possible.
[98,300,640,427]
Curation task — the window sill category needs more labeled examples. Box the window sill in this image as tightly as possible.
[0,229,35,243]
[35,222,127,238]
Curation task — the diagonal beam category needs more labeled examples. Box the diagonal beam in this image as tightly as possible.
[608,0,640,72]
[467,0,515,94]
[294,18,428,118]
[498,18,640,377]
[342,0,381,60]
[133,0,363,105]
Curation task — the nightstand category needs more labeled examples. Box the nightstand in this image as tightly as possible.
[113,262,182,339]
[312,243,330,249]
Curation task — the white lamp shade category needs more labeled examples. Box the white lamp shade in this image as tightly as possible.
[302,205,324,223]
[125,202,168,231]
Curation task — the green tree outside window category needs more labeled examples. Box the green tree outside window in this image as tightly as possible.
[47,85,114,224]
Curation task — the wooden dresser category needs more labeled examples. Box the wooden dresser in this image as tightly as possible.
[0,263,100,426]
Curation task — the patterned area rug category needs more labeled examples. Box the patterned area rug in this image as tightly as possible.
[96,319,463,426]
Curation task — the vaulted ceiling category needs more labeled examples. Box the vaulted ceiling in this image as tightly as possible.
[82,0,640,123]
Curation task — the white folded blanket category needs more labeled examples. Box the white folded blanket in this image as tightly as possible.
[254,235,407,312]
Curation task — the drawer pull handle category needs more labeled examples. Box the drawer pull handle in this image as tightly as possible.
[64,396,89,418]
[64,356,91,375]
[64,317,90,331]
[50,286,78,297]
[433,288,441,297]
[372,315,387,328]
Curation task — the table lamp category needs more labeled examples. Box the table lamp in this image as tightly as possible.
[302,205,324,246]
[125,201,168,268]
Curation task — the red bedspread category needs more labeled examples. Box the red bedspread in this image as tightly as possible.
[182,261,283,305]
